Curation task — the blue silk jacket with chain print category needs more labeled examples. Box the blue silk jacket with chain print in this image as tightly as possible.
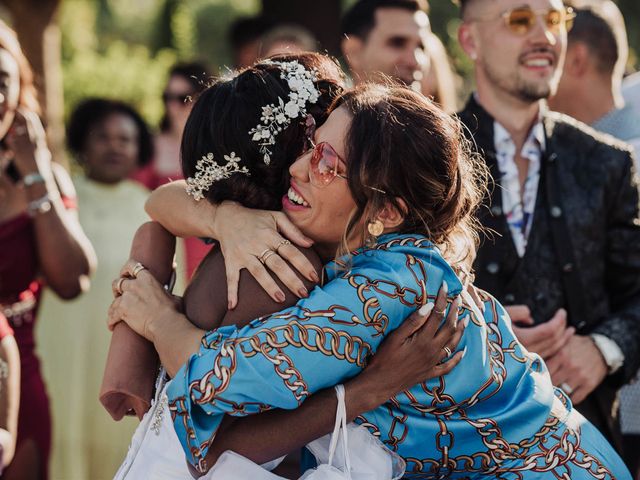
[167,234,630,479]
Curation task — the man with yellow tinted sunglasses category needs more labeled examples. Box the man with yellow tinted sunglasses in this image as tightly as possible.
[456,0,640,466]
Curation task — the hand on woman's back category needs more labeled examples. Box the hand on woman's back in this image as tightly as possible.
[183,245,323,330]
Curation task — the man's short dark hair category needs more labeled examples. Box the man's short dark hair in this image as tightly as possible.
[455,0,471,18]
[568,3,625,75]
[227,16,275,52]
[341,0,429,39]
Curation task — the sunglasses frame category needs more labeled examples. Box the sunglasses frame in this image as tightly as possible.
[162,92,193,104]
[472,6,575,35]
[303,115,387,194]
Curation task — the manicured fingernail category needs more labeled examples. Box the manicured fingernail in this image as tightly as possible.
[463,317,469,328]
[442,281,449,294]
[298,287,308,298]
[311,271,320,283]
[275,291,286,303]
[461,346,468,359]
[228,300,235,310]
[419,302,434,316]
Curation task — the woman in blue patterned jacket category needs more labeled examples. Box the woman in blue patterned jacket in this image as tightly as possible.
[109,83,630,479]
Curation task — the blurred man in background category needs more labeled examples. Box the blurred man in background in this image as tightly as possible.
[456,0,640,457]
[549,0,640,153]
[341,0,431,91]
[260,24,318,58]
[228,16,275,69]
[548,1,640,473]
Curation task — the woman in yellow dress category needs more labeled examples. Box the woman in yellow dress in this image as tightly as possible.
[36,98,174,479]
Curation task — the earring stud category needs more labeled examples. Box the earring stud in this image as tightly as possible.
[367,219,384,237]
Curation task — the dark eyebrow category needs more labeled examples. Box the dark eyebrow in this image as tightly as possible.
[387,35,409,45]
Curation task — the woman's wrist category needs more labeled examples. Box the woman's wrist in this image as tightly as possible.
[147,308,184,344]
[148,308,206,377]
[343,370,390,419]
[210,201,239,240]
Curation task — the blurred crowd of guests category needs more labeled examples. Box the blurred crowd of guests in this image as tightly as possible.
[0,0,640,478]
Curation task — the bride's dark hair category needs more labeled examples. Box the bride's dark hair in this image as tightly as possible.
[181,52,345,210]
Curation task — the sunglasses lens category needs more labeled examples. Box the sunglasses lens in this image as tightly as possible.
[163,93,191,104]
[506,8,571,35]
[310,143,340,186]
[507,9,535,34]
[547,10,561,26]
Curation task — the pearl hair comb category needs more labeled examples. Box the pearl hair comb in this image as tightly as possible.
[185,152,250,201]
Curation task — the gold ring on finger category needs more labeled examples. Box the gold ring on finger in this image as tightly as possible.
[261,250,277,264]
[275,239,291,252]
[433,307,446,315]
[258,248,275,265]
[131,262,146,278]
[443,346,452,357]
[115,277,126,296]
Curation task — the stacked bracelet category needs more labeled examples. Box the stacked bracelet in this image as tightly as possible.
[23,172,46,187]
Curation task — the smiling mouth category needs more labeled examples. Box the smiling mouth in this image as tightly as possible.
[287,186,309,207]
[522,57,553,68]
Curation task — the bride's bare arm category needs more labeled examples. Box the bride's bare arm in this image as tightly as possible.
[145,181,218,239]
[110,264,465,471]
[203,288,465,469]
[145,182,319,308]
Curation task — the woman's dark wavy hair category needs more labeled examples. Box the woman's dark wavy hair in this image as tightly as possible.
[180,52,345,210]
[67,98,153,167]
[333,83,488,276]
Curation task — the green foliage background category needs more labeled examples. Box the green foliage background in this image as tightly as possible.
[62,0,640,129]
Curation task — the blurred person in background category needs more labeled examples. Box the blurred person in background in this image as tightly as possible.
[0,20,95,480]
[341,0,431,92]
[260,24,318,58]
[36,99,153,480]
[228,16,276,69]
[547,4,640,472]
[420,32,459,112]
[132,62,208,191]
[549,0,640,153]
[456,0,640,455]
[623,71,640,115]
[132,62,208,279]
[0,313,20,476]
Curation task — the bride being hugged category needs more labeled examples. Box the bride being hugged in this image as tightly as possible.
[109,53,631,479]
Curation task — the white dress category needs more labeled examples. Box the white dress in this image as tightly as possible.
[115,378,405,480]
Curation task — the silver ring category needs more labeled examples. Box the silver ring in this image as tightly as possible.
[560,382,573,395]
[131,262,146,278]
[443,346,452,357]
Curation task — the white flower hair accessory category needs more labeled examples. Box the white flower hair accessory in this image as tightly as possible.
[185,152,250,201]
[249,60,320,165]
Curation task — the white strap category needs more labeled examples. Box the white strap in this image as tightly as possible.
[327,385,351,477]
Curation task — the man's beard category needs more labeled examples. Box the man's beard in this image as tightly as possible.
[484,61,556,103]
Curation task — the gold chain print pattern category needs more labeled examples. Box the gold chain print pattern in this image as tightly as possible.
[167,236,623,478]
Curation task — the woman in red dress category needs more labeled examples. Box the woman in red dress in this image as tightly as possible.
[0,21,95,480]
